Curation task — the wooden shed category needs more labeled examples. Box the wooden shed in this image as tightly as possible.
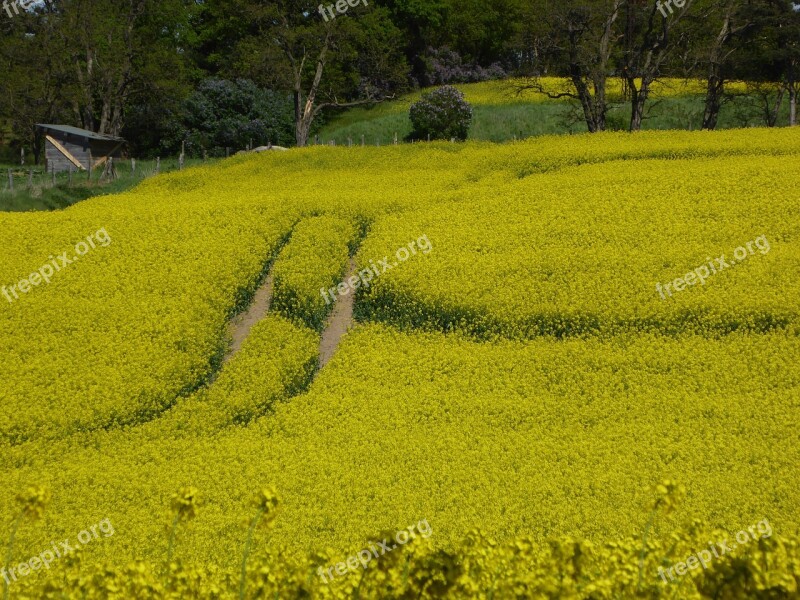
[36,124,125,174]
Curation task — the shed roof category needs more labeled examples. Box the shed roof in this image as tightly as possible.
[36,124,125,142]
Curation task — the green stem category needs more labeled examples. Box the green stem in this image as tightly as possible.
[354,562,368,599]
[637,505,660,592]
[166,514,181,570]
[239,509,264,600]
[3,514,22,600]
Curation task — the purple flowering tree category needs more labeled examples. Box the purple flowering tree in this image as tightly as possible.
[409,85,473,142]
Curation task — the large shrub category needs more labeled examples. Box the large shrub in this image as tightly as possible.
[180,78,295,156]
[408,85,473,142]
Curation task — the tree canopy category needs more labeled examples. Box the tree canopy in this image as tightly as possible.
[0,0,797,158]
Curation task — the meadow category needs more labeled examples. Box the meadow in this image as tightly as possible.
[318,78,786,144]
[0,128,799,597]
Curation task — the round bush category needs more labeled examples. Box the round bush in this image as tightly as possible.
[409,85,473,142]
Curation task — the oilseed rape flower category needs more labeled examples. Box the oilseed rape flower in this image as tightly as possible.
[0,127,799,596]
[272,215,361,332]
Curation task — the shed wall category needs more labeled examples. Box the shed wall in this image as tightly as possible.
[43,133,124,173]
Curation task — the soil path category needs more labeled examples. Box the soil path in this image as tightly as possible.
[222,255,356,372]
[224,270,275,364]
[318,258,357,370]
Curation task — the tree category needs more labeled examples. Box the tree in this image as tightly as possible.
[0,0,194,161]
[408,85,473,140]
[736,0,800,126]
[46,0,193,137]
[690,0,753,130]
[222,0,409,147]
[380,0,449,84]
[619,0,694,131]
[516,0,624,133]
[0,2,69,163]
[179,79,295,155]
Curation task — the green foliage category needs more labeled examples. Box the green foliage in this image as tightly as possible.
[178,79,295,156]
[408,85,473,141]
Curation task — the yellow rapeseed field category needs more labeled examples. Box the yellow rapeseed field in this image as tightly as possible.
[329,77,750,120]
[1,127,799,598]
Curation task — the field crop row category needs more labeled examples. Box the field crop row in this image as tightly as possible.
[2,128,799,444]
[358,153,800,338]
[1,325,797,571]
[272,215,362,332]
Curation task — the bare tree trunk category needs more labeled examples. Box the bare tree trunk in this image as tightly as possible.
[769,86,786,127]
[622,1,690,131]
[629,79,654,131]
[590,1,620,132]
[293,90,304,145]
[99,98,111,135]
[75,49,96,132]
[701,72,725,130]
[702,11,732,130]
[569,1,620,133]
[570,70,603,132]
[296,113,312,147]
[291,34,330,147]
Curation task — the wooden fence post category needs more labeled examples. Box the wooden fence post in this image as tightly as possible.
[131,158,136,174]
[8,168,13,192]
[27,169,33,188]
[155,157,160,174]
[348,137,352,147]
[88,150,93,180]
[394,132,398,145]
[20,147,24,166]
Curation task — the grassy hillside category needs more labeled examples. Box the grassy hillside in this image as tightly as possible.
[319,78,789,144]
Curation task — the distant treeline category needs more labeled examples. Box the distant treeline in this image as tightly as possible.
[0,0,797,159]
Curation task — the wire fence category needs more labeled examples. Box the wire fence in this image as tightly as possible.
[0,155,212,196]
